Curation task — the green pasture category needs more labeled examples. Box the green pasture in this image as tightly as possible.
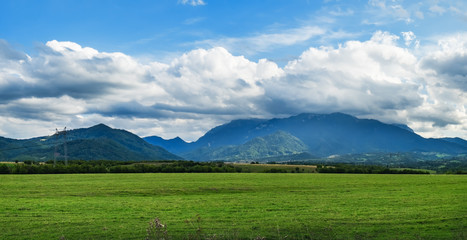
[0,173,465,239]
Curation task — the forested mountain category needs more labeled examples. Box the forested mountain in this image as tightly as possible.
[0,124,182,161]
[145,113,467,161]
[182,131,309,161]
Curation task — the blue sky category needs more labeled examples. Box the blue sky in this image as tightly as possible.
[0,0,466,140]
[4,0,463,60]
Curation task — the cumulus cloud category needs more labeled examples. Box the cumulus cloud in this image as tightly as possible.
[401,31,419,48]
[421,33,467,91]
[263,31,422,117]
[0,32,466,140]
[0,40,284,140]
[0,40,151,103]
[146,47,283,118]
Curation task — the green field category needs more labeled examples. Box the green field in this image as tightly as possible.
[0,174,466,239]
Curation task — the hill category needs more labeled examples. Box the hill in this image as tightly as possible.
[0,124,182,161]
[182,131,309,161]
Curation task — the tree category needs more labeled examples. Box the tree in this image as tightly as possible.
[0,164,10,174]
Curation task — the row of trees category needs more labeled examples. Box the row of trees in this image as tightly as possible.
[0,160,243,174]
[0,160,435,174]
[316,164,430,174]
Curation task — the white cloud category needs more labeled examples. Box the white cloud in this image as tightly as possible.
[391,5,412,23]
[421,33,467,91]
[329,7,354,16]
[264,31,422,117]
[183,17,205,25]
[367,0,413,24]
[415,10,424,19]
[410,33,467,138]
[195,26,326,56]
[0,32,466,140]
[401,31,415,46]
[401,31,419,48]
[0,96,86,121]
[0,41,285,141]
[178,0,205,7]
[449,6,467,20]
[144,47,284,122]
[429,5,446,15]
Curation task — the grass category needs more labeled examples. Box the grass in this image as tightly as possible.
[233,163,317,173]
[0,173,466,239]
[390,167,437,174]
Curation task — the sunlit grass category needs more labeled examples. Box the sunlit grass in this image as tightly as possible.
[0,174,465,239]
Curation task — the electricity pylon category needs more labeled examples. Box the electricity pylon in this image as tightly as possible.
[53,127,68,166]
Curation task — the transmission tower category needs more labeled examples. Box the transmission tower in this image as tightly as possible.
[64,127,68,165]
[53,127,68,166]
[54,129,58,167]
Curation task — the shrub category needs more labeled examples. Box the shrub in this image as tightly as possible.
[146,218,168,240]
[0,164,11,174]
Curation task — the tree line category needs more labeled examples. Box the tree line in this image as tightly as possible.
[0,160,243,174]
[0,160,437,175]
[315,164,430,174]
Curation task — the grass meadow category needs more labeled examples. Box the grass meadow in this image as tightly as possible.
[0,173,465,239]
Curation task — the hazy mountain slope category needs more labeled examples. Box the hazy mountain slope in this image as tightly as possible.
[143,136,192,153]
[263,113,452,156]
[439,137,467,148]
[164,113,467,159]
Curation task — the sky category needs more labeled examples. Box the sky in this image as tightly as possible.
[0,0,466,141]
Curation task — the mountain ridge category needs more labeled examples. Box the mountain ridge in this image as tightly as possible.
[1,113,466,162]
[145,112,467,160]
[0,124,182,161]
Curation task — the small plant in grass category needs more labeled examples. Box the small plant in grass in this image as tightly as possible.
[146,218,168,240]
[185,214,203,240]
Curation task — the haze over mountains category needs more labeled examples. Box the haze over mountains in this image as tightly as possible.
[1,113,466,162]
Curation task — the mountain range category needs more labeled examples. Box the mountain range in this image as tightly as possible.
[145,112,467,161]
[1,112,466,162]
